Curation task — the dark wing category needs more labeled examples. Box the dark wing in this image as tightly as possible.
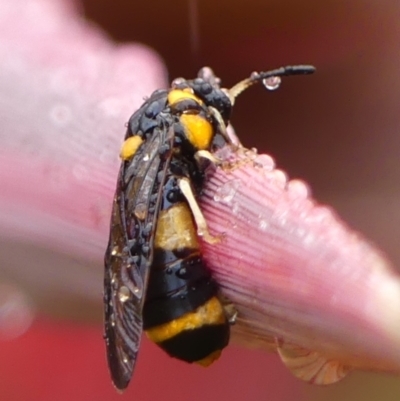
[104,125,174,390]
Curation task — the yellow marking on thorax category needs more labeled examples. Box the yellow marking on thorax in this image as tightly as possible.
[167,89,203,106]
[180,113,213,150]
[145,296,226,343]
[120,135,143,160]
[154,202,199,251]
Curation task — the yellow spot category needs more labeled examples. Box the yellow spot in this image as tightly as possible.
[167,89,203,106]
[180,113,213,150]
[154,203,199,250]
[120,135,143,160]
[196,350,222,367]
[145,297,226,343]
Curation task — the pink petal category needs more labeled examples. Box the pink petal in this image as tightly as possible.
[200,146,400,381]
[0,0,166,317]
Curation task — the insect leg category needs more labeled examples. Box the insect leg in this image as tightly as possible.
[194,149,222,166]
[178,177,223,244]
[208,106,242,146]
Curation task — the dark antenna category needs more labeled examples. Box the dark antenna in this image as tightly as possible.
[229,65,316,103]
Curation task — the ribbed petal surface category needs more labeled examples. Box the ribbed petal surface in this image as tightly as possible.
[200,146,400,381]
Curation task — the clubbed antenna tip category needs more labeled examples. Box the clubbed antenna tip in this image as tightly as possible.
[229,64,316,102]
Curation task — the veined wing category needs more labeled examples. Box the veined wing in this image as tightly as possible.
[104,125,174,390]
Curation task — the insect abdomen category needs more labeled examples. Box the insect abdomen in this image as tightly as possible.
[142,202,230,366]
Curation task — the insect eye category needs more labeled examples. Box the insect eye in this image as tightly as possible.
[200,82,212,95]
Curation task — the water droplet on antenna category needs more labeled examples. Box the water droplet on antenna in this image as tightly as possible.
[263,76,282,91]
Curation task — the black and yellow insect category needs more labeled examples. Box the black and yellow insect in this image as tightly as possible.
[104,64,316,390]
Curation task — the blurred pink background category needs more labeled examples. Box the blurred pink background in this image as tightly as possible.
[2,0,400,400]
[0,319,301,401]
